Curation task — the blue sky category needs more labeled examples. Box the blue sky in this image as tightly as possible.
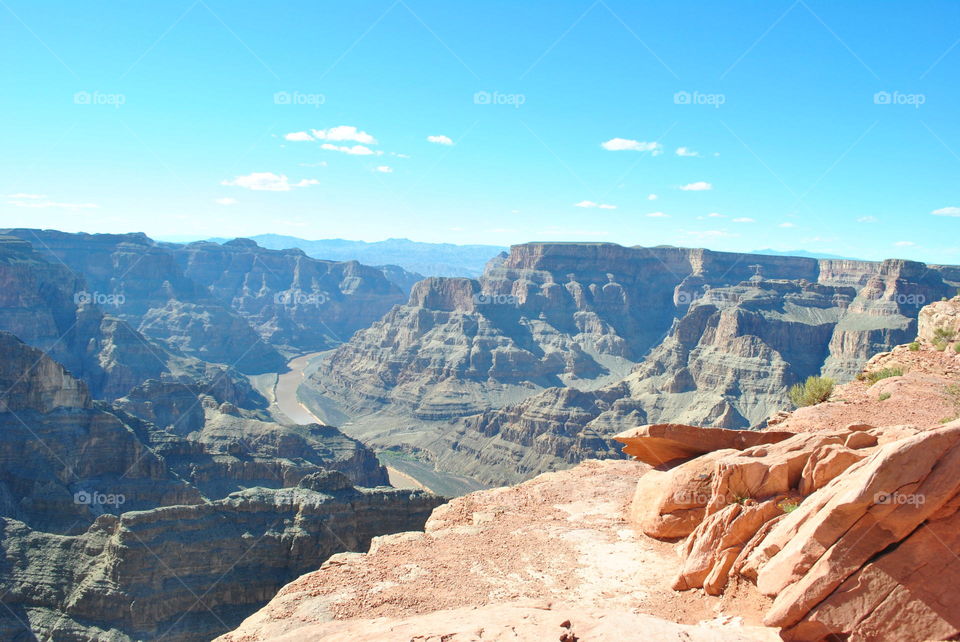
[1,1,959,262]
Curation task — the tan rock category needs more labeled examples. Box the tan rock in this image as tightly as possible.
[781,507,960,641]
[674,499,782,595]
[758,422,960,629]
[843,431,878,449]
[614,424,795,467]
[631,449,737,539]
[798,444,865,495]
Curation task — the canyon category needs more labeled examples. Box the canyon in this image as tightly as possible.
[222,297,960,641]
[2,228,958,640]
[303,241,959,486]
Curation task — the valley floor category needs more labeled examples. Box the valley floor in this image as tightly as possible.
[219,459,778,641]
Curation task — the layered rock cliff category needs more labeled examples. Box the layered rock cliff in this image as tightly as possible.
[305,243,958,486]
[0,330,441,640]
[171,238,407,353]
[1,230,410,372]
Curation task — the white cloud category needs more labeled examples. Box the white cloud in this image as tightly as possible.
[214,197,238,206]
[894,241,916,247]
[731,217,755,223]
[284,131,314,142]
[221,172,318,191]
[676,146,700,157]
[311,126,377,144]
[391,152,411,158]
[574,200,616,210]
[678,181,712,191]
[707,212,724,218]
[647,194,658,201]
[779,222,797,228]
[320,143,381,156]
[932,206,960,217]
[427,135,454,145]
[857,216,877,223]
[5,193,45,199]
[601,138,663,154]
[6,200,99,209]
[646,212,670,218]
[376,165,393,173]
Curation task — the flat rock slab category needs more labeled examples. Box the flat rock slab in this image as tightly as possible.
[614,424,795,467]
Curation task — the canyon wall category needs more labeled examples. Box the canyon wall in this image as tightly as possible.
[305,243,959,486]
[0,330,441,641]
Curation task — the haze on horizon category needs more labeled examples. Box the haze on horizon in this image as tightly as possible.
[2,1,959,263]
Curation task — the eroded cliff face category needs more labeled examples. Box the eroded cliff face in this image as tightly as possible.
[0,330,441,640]
[305,243,958,487]
[1,229,287,374]
[171,238,407,353]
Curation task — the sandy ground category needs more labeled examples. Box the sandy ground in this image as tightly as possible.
[219,459,777,641]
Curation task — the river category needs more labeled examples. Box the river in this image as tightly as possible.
[271,353,429,492]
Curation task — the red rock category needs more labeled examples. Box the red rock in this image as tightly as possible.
[843,431,878,449]
[798,444,865,495]
[614,424,795,467]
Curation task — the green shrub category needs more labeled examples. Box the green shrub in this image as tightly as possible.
[909,341,920,351]
[779,499,801,513]
[879,392,891,401]
[789,376,835,408]
[933,327,956,342]
[864,366,904,385]
[955,343,960,354]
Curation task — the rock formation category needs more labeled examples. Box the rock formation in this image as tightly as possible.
[171,238,407,353]
[614,313,960,640]
[0,328,441,640]
[1,229,410,372]
[305,242,958,487]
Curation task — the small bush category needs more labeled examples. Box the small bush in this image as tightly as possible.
[879,392,891,401]
[955,343,960,354]
[778,499,801,513]
[933,327,956,342]
[789,376,835,408]
[864,366,904,385]
[909,341,920,351]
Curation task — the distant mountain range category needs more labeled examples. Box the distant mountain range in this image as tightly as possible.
[205,235,508,278]
[751,248,861,260]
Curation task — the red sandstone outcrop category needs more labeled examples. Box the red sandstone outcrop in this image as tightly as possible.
[615,339,960,640]
[614,423,794,466]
